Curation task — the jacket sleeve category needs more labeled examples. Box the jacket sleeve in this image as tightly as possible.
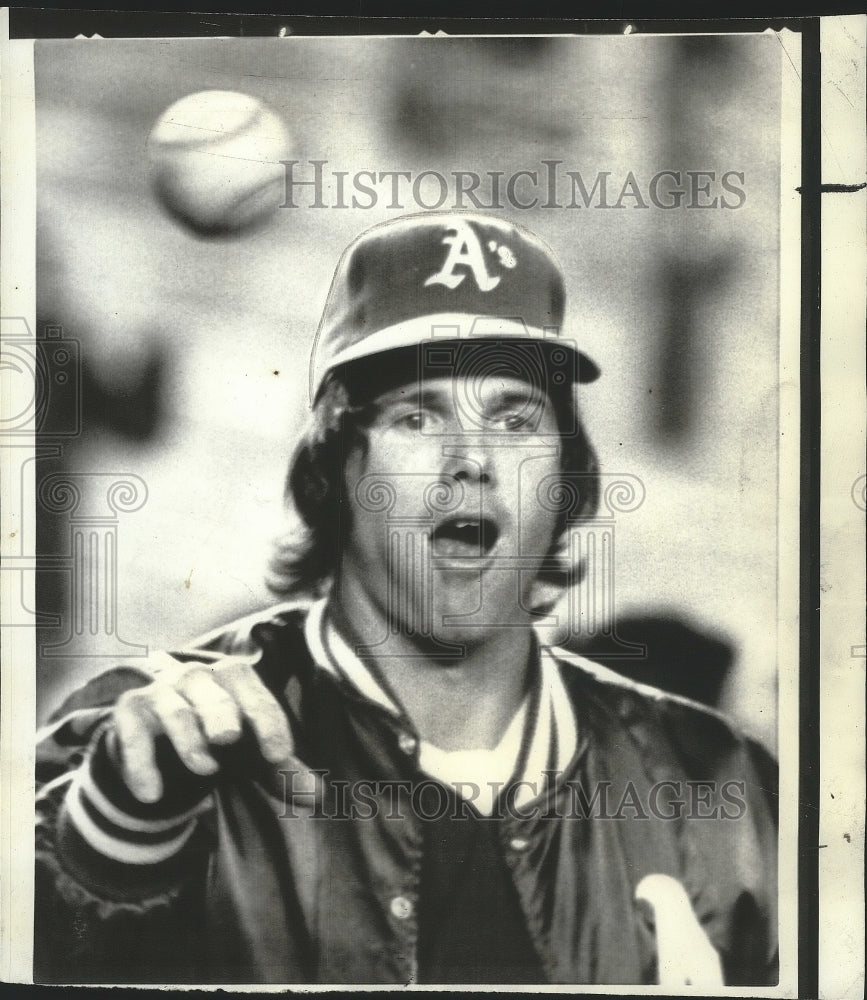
[35,667,217,984]
[653,696,780,987]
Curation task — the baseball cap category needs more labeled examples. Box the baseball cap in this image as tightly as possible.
[308,212,601,403]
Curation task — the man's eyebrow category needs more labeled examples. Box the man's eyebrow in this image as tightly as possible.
[375,386,446,409]
[486,386,548,410]
[373,382,549,412]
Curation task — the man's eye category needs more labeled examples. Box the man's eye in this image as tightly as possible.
[500,411,534,431]
[397,411,426,430]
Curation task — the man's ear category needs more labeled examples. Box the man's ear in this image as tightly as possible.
[527,530,568,614]
[528,527,589,612]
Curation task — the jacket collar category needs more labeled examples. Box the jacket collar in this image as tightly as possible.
[303,598,578,813]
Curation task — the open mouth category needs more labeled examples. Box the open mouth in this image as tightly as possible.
[431,517,500,559]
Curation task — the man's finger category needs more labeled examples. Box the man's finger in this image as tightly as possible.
[216,660,294,763]
[176,669,244,745]
[146,684,220,776]
[113,690,164,803]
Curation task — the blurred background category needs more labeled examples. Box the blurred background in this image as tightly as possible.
[34,34,782,751]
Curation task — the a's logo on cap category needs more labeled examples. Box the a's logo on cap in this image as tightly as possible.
[424,219,515,293]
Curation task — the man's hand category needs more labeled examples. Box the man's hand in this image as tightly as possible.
[112,650,294,803]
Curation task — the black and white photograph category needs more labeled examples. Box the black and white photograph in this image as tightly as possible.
[0,11,864,995]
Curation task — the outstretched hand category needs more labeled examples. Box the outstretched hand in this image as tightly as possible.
[111,650,294,803]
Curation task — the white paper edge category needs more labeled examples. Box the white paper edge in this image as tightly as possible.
[0,8,37,985]
[818,14,866,1000]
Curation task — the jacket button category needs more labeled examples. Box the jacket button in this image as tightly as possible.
[509,837,530,852]
[397,732,418,755]
[390,895,414,920]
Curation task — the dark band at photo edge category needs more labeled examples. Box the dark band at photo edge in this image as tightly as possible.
[798,17,821,1000]
[7,8,856,39]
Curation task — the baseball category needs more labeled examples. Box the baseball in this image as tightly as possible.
[147,90,293,236]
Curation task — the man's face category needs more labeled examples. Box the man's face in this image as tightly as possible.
[339,365,564,652]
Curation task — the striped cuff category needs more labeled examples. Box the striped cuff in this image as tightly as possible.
[63,729,213,867]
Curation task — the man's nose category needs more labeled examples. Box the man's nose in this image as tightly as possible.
[441,444,493,485]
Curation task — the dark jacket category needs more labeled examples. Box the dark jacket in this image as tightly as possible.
[35,604,778,986]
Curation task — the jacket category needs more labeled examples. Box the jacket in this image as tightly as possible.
[35,602,779,986]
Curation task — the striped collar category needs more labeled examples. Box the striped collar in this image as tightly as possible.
[303,598,578,815]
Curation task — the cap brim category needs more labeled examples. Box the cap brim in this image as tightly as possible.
[312,312,600,402]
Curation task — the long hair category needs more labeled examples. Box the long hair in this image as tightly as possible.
[269,357,600,602]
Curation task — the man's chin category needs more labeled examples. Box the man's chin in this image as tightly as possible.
[374,573,537,652]
[410,622,494,661]
[428,602,532,651]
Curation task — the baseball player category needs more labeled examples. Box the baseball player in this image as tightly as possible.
[35,214,778,986]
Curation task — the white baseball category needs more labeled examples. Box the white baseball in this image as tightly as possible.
[148,90,293,236]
